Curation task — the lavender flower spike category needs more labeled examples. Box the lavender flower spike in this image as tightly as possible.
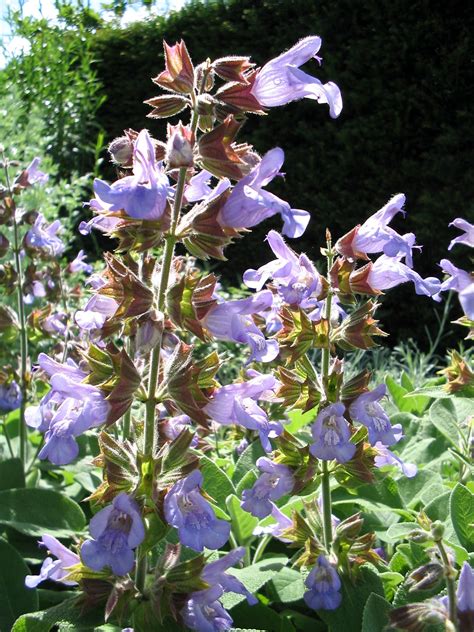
[349,384,402,446]
[25,535,79,588]
[164,470,230,552]
[81,493,145,576]
[251,36,342,118]
[241,457,295,518]
[310,402,356,463]
[448,218,474,250]
[219,148,310,238]
[304,555,342,611]
[92,129,169,220]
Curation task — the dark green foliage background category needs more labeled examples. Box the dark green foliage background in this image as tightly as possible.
[93,0,473,344]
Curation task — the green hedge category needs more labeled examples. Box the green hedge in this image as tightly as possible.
[90,0,473,345]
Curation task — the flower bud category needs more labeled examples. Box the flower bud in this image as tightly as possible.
[136,311,163,357]
[196,94,216,117]
[108,136,134,167]
[408,528,431,543]
[430,520,445,541]
[407,562,444,592]
[165,123,194,169]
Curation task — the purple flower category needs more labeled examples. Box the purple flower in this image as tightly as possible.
[182,548,257,631]
[448,218,474,250]
[164,470,230,552]
[304,555,342,611]
[24,213,65,257]
[202,290,279,363]
[162,414,198,447]
[201,547,257,606]
[349,384,402,446]
[253,504,292,542]
[251,36,342,118]
[374,442,417,478]
[219,148,310,238]
[366,255,441,299]
[184,169,213,203]
[26,353,110,465]
[75,294,119,331]
[437,259,474,320]
[182,584,233,632]
[43,311,67,335]
[79,211,122,236]
[25,535,79,588]
[244,230,321,306]
[310,402,356,463]
[457,562,474,615]
[241,457,294,518]
[68,250,93,274]
[92,129,169,221]
[24,157,49,186]
[204,372,282,452]
[0,380,22,414]
[337,194,420,268]
[81,493,145,576]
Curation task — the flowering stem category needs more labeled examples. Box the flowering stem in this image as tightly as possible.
[321,230,334,552]
[436,538,458,631]
[3,154,28,465]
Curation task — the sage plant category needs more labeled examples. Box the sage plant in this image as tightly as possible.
[19,36,473,632]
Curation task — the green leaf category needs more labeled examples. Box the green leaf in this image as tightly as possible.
[0,458,25,490]
[361,593,392,632]
[397,470,443,508]
[235,469,258,496]
[12,597,103,632]
[0,489,86,538]
[268,567,305,603]
[386,376,429,415]
[221,557,287,610]
[232,441,265,484]
[378,571,404,601]
[226,494,258,544]
[200,455,235,506]
[385,522,420,542]
[0,538,38,631]
[230,601,291,632]
[429,399,462,447]
[450,483,474,551]
[286,408,316,433]
[318,566,384,632]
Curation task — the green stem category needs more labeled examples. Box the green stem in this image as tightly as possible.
[1,418,15,459]
[253,535,271,564]
[3,155,28,465]
[135,166,188,600]
[436,539,458,631]
[320,232,334,552]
